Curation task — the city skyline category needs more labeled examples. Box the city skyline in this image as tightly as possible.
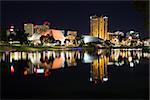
[1,1,149,39]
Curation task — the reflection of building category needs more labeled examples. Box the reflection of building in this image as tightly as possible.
[109,49,142,67]
[65,51,79,66]
[24,23,34,34]
[90,55,109,83]
[90,15,109,40]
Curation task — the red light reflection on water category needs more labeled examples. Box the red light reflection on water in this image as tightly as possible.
[11,65,14,74]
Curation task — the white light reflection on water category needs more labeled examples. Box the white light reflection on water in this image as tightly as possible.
[1,49,149,83]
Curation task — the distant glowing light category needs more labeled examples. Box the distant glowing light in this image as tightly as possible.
[44,71,49,77]
[130,31,134,34]
[90,77,92,81]
[130,62,134,67]
[103,77,108,81]
[14,52,19,60]
[136,60,139,64]
[10,29,14,32]
[36,69,44,73]
[90,16,92,19]
[115,62,119,66]
[24,70,28,75]
[83,52,93,63]
[128,56,132,62]
[129,36,132,40]
[11,65,14,73]
[95,81,97,84]
[33,67,36,72]
[10,25,14,28]
[82,36,99,44]
[107,62,114,65]
[103,16,108,19]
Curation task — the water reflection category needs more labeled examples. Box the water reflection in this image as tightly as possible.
[0,48,149,83]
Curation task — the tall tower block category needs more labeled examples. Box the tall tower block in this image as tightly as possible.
[90,15,99,37]
[90,15,109,40]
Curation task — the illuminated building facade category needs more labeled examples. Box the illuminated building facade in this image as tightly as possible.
[67,31,77,36]
[24,23,34,34]
[7,25,16,36]
[34,21,50,34]
[90,15,109,40]
[9,25,15,32]
[40,29,66,45]
[90,15,99,37]
[65,31,78,46]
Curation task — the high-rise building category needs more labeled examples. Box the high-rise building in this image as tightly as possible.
[24,23,34,34]
[90,15,99,37]
[90,15,109,40]
[103,16,109,40]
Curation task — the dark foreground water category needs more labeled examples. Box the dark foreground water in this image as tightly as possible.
[0,48,149,99]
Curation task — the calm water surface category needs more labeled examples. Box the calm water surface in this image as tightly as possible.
[0,49,149,99]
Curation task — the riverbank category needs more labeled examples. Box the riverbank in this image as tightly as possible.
[0,45,149,52]
[0,45,93,52]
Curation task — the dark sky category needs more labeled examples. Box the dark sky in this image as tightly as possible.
[1,1,149,38]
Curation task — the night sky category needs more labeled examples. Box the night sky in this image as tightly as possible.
[1,1,149,39]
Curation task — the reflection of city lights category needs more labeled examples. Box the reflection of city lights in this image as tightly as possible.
[128,51,131,56]
[36,69,44,73]
[18,52,21,60]
[130,62,134,67]
[28,52,41,65]
[2,53,5,61]
[136,60,139,64]
[128,36,132,40]
[108,62,114,65]
[61,52,65,68]
[33,67,36,72]
[3,50,148,81]
[121,61,124,65]
[9,29,14,32]
[103,77,108,82]
[128,56,132,62]
[10,52,12,63]
[90,77,92,81]
[115,62,119,66]
[44,71,49,77]
[52,57,63,69]
[143,53,150,58]
[22,52,27,60]
[24,70,28,75]
[83,52,93,63]
[14,52,18,60]
[11,65,14,73]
